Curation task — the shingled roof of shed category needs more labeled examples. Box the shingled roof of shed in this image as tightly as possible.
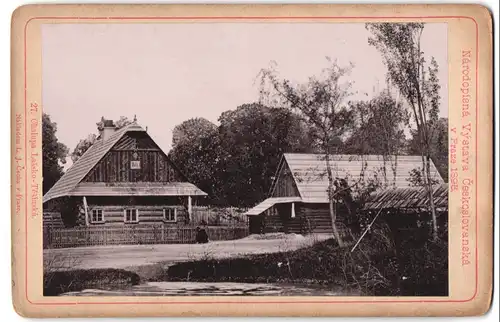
[363,183,448,210]
[270,153,444,202]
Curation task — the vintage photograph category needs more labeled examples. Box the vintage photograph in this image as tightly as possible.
[41,22,449,297]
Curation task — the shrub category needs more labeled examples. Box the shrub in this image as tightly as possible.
[397,237,448,296]
[166,221,448,296]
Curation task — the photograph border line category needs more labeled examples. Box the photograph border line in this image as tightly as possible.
[24,15,478,306]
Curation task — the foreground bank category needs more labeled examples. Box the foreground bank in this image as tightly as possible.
[45,228,448,297]
[43,234,325,295]
[164,235,447,296]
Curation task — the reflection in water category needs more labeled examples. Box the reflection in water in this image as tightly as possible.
[61,282,349,296]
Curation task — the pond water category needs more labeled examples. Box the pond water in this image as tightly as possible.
[61,281,352,296]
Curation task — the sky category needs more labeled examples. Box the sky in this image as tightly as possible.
[42,22,447,167]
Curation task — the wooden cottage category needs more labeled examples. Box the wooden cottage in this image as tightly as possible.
[245,153,444,234]
[43,119,207,228]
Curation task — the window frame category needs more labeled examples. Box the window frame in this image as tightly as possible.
[124,208,139,223]
[91,208,105,223]
[163,207,177,223]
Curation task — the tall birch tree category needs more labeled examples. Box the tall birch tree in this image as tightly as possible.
[366,23,442,240]
[259,60,355,247]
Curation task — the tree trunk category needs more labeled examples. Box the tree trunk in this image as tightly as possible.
[325,153,344,247]
[416,110,438,241]
[425,155,439,240]
[329,197,344,247]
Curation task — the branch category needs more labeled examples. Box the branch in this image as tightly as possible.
[270,80,326,131]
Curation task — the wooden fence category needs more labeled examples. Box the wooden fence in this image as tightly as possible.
[190,206,249,226]
[43,225,250,249]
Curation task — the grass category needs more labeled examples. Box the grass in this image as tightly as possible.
[44,268,141,296]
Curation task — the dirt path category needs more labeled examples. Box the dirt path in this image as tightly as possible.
[44,234,331,270]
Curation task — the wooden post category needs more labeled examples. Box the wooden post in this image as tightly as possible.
[83,196,89,227]
[188,196,192,222]
[351,208,384,253]
[291,202,296,218]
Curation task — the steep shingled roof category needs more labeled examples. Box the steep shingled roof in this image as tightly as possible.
[43,122,207,203]
[43,123,143,202]
[270,153,444,203]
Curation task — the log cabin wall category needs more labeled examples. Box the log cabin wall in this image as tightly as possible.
[84,196,188,227]
[262,204,310,234]
[262,207,285,233]
[298,203,334,234]
[84,132,183,183]
[84,205,187,227]
[262,203,350,234]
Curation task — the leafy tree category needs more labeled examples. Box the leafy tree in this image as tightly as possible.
[345,91,409,156]
[366,22,442,240]
[407,117,448,181]
[172,117,217,149]
[168,118,220,201]
[71,116,132,162]
[169,104,315,207]
[344,91,410,187]
[113,116,133,129]
[71,134,97,163]
[42,113,69,194]
[406,168,442,187]
[259,60,357,247]
[216,103,315,207]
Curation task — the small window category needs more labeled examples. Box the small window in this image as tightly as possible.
[124,208,139,223]
[91,209,104,223]
[163,208,177,222]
